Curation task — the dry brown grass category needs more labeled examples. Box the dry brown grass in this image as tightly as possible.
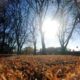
[0,55,80,80]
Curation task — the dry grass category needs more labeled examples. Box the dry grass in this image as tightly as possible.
[0,55,80,80]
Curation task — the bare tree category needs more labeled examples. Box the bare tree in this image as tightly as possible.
[0,1,16,53]
[8,0,31,54]
[56,0,78,52]
[26,0,50,54]
[29,15,38,54]
[12,0,23,54]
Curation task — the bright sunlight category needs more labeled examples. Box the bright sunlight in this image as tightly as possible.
[42,18,60,38]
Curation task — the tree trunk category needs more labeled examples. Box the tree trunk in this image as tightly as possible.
[39,15,46,54]
[41,30,46,54]
[17,46,21,54]
[61,46,66,53]
[17,41,22,54]
[33,41,36,55]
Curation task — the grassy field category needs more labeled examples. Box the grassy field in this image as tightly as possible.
[0,55,80,80]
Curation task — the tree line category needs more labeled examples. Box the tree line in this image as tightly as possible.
[0,0,80,54]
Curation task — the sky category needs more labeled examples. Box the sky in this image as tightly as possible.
[21,0,80,51]
[37,25,80,51]
[34,0,80,51]
[77,0,80,2]
[36,16,80,51]
[37,35,80,51]
[2,0,80,51]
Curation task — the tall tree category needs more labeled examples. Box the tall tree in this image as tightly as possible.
[29,15,38,54]
[56,0,78,52]
[26,0,50,54]
[8,0,30,54]
[0,1,16,53]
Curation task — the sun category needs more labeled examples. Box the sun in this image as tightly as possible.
[42,18,60,39]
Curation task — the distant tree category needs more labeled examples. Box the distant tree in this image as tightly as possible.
[23,47,34,54]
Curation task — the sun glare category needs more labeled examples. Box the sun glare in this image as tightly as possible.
[42,18,60,38]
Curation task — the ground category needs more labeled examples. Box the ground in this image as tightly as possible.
[0,55,80,80]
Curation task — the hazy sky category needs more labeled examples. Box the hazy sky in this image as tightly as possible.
[35,1,80,51]
[21,0,80,51]
[37,29,80,51]
[2,0,79,51]
[36,15,80,51]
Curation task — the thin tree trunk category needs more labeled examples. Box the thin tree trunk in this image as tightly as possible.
[39,15,46,54]
[41,30,46,54]
[33,41,36,55]
[17,45,22,54]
